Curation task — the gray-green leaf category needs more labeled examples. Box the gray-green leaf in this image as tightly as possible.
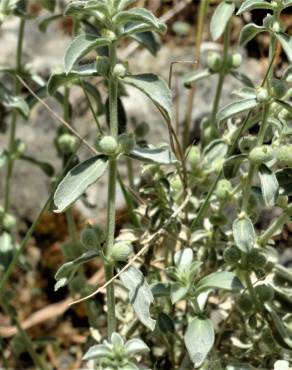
[237,0,273,15]
[64,34,111,73]
[233,217,256,253]
[196,271,243,293]
[129,145,178,165]
[183,69,212,88]
[210,1,235,41]
[216,98,258,123]
[185,317,215,367]
[259,164,279,207]
[239,24,266,45]
[54,155,108,213]
[121,73,172,122]
[276,33,292,62]
[120,265,156,331]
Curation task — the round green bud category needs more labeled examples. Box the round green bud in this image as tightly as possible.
[2,213,16,231]
[271,1,279,9]
[172,21,190,37]
[80,228,100,250]
[118,133,136,155]
[255,284,274,302]
[270,79,288,99]
[210,213,227,226]
[14,139,27,156]
[229,53,242,69]
[272,21,281,33]
[100,28,116,41]
[112,63,127,78]
[134,122,149,137]
[108,241,133,263]
[248,249,268,269]
[207,52,223,73]
[223,246,241,266]
[90,224,106,244]
[96,136,118,156]
[239,135,257,153]
[238,294,254,313]
[215,179,233,201]
[57,134,78,155]
[270,101,282,116]
[186,146,201,169]
[170,174,183,195]
[277,195,289,207]
[276,145,292,166]
[256,87,270,103]
[249,145,273,165]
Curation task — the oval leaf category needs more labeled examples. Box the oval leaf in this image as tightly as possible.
[54,155,108,213]
[258,164,279,208]
[121,73,172,122]
[120,265,156,331]
[129,145,178,165]
[210,1,235,41]
[276,33,292,63]
[237,0,273,15]
[240,24,266,45]
[233,217,256,253]
[216,98,258,123]
[196,271,243,293]
[183,69,212,88]
[64,34,111,73]
[185,317,215,367]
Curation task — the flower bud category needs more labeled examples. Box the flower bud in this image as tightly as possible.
[276,145,292,166]
[57,134,78,155]
[109,241,133,263]
[256,87,270,103]
[80,225,105,251]
[223,246,241,266]
[96,136,119,156]
[239,135,257,153]
[207,52,223,73]
[215,179,233,201]
[2,213,16,231]
[238,294,254,313]
[248,249,267,269]
[14,139,27,157]
[112,63,128,78]
[118,133,136,155]
[228,53,242,69]
[270,79,287,99]
[249,145,273,165]
[255,284,274,302]
[100,29,116,41]
[186,146,201,169]
[277,195,289,207]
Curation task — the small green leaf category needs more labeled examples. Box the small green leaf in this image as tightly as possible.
[196,271,243,293]
[283,65,292,82]
[54,156,108,213]
[233,217,256,253]
[258,164,279,208]
[183,69,212,88]
[223,154,247,179]
[0,83,29,118]
[239,24,266,45]
[170,283,190,304]
[38,14,63,33]
[120,265,156,331]
[83,344,111,360]
[129,145,178,165]
[20,155,55,177]
[216,98,258,123]
[204,139,228,164]
[48,63,99,95]
[0,150,7,169]
[174,248,193,271]
[113,8,167,34]
[131,31,160,56]
[276,33,292,63]
[237,0,273,15]
[210,1,235,41]
[121,73,172,122]
[116,0,137,11]
[230,70,254,88]
[64,0,109,21]
[282,0,292,9]
[64,34,111,73]
[185,317,215,367]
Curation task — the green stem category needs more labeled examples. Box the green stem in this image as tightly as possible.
[210,21,230,136]
[126,157,135,190]
[3,18,25,214]
[104,42,118,338]
[242,269,261,312]
[258,213,289,246]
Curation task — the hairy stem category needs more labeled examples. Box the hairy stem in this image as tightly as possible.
[258,213,289,246]
[3,18,25,214]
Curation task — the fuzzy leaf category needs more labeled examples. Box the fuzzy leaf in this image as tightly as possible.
[183,69,212,88]
[196,272,243,293]
[131,31,160,55]
[240,24,266,45]
[283,65,292,82]
[120,265,156,331]
[83,344,111,360]
[121,73,172,122]
[210,1,235,41]
[174,248,193,271]
[258,164,279,208]
[276,33,292,62]
[64,0,109,21]
[230,70,254,88]
[48,63,99,95]
[185,317,215,367]
[129,145,178,165]
[113,8,167,34]
[237,0,273,15]
[0,83,29,118]
[170,283,190,304]
[64,34,111,73]
[217,98,258,123]
[233,217,256,253]
[38,14,63,33]
[125,338,149,356]
[54,156,108,213]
